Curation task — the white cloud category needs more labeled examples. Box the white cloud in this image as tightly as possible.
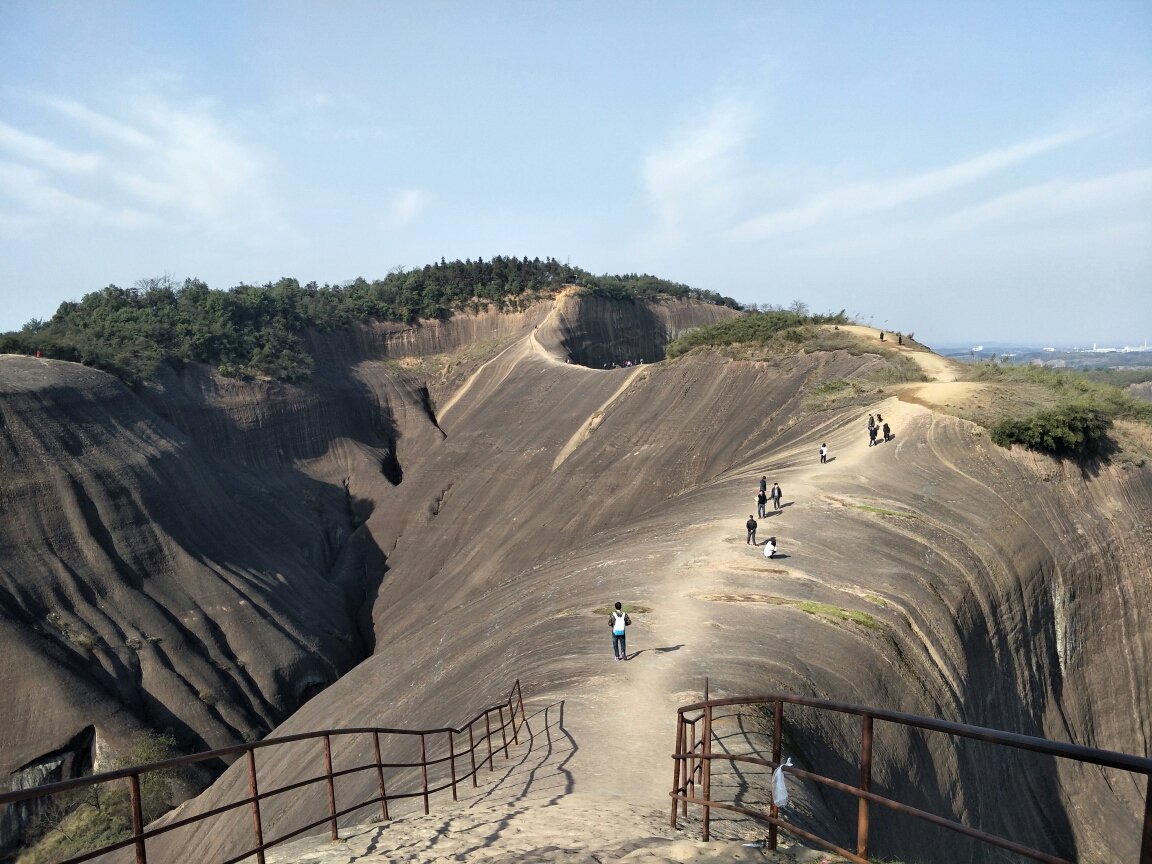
[728,129,1091,241]
[934,166,1152,235]
[0,90,279,237]
[387,188,428,228]
[642,98,755,245]
[0,122,101,173]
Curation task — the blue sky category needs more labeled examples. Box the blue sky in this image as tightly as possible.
[1,2,1149,345]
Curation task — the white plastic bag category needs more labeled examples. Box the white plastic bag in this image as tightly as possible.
[771,757,793,808]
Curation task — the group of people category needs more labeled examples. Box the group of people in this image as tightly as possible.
[600,359,645,369]
[755,476,783,517]
[747,475,782,558]
[867,413,892,446]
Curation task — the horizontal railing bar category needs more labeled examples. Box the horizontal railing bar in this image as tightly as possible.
[0,694,521,807]
[676,693,1152,775]
[671,790,1073,864]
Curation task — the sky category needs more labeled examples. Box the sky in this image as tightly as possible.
[1,2,1150,346]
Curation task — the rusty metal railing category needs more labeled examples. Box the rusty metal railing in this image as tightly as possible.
[0,679,527,864]
[671,688,1152,864]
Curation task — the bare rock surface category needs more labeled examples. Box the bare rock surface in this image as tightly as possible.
[2,299,1149,863]
[138,314,1148,863]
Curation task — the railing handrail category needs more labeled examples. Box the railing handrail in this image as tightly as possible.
[0,680,524,808]
[676,692,1152,775]
[670,689,1152,864]
[0,679,528,864]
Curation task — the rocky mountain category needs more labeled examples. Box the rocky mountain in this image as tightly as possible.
[2,293,1148,863]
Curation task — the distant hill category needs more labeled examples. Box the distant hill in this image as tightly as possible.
[0,258,741,386]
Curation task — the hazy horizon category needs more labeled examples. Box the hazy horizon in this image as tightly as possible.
[2,2,1150,345]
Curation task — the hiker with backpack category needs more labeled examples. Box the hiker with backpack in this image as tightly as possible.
[609,602,631,661]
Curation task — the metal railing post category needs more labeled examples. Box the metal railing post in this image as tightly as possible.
[373,731,389,821]
[246,749,266,864]
[1140,775,1151,864]
[687,720,696,809]
[419,733,429,815]
[485,711,494,770]
[128,773,147,864]
[323,735,338,841]
[769,699,783,851]
[509,695,519,746]
[858,714,874,859]
[468,723,478,786]
[517,680,526,730]
[702,700,713,842]
[448,730,458,801]
[671,713,683,828]
[498,705,510,758]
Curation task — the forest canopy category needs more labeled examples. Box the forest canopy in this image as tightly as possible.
[1,257,741,385]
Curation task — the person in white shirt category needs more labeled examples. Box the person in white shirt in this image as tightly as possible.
[819,443,828,464]
[609,602,632,661]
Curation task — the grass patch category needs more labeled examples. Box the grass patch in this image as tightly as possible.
[793,601,881,630]
[852,504,920,520]
[592,605,649,616]
[864,595,888,606]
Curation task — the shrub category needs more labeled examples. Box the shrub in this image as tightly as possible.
[665,309,849,358]
[989,406,1112,455]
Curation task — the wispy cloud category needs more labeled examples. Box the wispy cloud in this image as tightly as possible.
[728,129,1091,241]
[0,90,278,236]
[642,98,755,245]
[0,122,101,173]
[387,188,428,228]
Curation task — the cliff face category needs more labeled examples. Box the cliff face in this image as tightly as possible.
[136,309,1148,863]
[2,297,1149,863]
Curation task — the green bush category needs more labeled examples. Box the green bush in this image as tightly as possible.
[1,259,742,386]
[989,406,1112,455]
[664,309,849,358]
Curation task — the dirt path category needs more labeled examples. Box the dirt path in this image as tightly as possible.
[834,325,959,383]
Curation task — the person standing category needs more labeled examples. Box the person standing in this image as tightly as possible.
[609,602,631,661]
[819,443,828,464]
[746,515,757,545]
[757,490,768,518]
[869,425,878,447]
[759,476,767,495]
[883,422,891,442]
[771,482,783,511]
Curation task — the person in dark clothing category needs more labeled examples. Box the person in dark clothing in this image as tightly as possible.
[883,422,891,442]
[869,425,878,447]
[746,516,757,545]
[879,331,885,341]
[759,476,767,495]
[770,482,782,511]
[609,602,631,660]
[898,334,903,345]
[757,490,768,518]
